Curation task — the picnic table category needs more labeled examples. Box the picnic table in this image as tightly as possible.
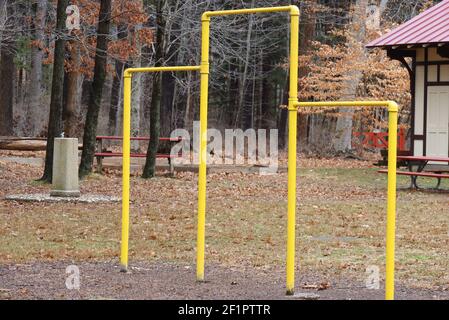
[378,155,449,190]
[95,136,184,175]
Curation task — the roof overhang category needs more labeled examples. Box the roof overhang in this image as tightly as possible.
[365,0,449,50]
[366,42,449,50]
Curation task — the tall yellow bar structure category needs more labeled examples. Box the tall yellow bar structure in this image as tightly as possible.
[119,5,301,295]
[197,6,300,295]
[119,5,399,300]
[295,101,398,300]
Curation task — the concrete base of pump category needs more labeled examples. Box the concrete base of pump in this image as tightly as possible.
[50,190,81,198]
[51,138,80,198]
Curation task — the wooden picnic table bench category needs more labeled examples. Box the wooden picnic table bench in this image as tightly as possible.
[95,136,183,174]
[378,155,449,190]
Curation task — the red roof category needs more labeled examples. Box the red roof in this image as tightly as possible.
[366,0,449,48]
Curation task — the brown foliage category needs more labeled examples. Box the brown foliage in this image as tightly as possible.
[40,0,154,79]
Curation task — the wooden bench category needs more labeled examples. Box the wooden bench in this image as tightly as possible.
[95,136,183,174]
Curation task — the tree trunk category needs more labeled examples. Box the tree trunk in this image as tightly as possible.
[183,71,194,132]
[228,60,240,128]
[0,47,15,136]
[333,0,368,153]
[131,23,142,152]
[160,3,180,138]
[109,61,124,136]
[261,51,274,130]
[79,0,112,178]
[64,37,81,138]
[160,72,175,137]
[235,0,255,129]
[141,45,153,135]
[27,0,47,137]
[278,76,289,150]
[0,0,14,137]
[108,24,128,136]
[142,0,166,179]
[298,0,316,150]
[40,0,68,182]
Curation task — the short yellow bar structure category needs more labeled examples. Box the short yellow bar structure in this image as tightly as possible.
[295,100,399,300]
[197,5,300,296]
[120,65,201,272]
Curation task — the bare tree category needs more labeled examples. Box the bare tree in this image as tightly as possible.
[0,0,15,137]
[333,0,369,153]
[26,0,47,137]
[142,0,166,179]
[40,0,68,182]
[79,0,112,178]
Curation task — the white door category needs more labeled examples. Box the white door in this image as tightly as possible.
[426,86,449,160]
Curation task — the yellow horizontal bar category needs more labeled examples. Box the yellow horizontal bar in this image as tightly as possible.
[124,66,201,76]
[295,101,398,112]
[203,5,299,19]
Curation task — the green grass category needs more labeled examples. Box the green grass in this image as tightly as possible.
[0,165,448,290]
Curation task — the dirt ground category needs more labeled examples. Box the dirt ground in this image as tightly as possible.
[1,260,448,300]
[0,151,448,300]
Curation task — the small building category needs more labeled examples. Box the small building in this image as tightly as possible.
[367,0,449,159]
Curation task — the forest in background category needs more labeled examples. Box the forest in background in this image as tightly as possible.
[0,0,441,179]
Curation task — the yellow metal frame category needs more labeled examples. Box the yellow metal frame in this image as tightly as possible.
[119,5,398,300]
[295,101,398,301]
[197,5,300,296]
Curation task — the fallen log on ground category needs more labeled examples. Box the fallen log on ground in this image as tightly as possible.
[0,137,83,151]
[0,138,47,151]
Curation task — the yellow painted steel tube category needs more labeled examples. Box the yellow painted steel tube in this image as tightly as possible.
[203,6,299,17]
[295,100,399,300]
[286,9,300,296]
[126,66,201,74]
[386,101,398,300]
[295,101,398,110]
[197,15,210,281]
[120,72,132,271]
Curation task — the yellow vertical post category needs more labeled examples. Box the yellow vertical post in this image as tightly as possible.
[197,13,210,281]
[286,6,300,296]
[120,71,132,271]
[386,102,398,300]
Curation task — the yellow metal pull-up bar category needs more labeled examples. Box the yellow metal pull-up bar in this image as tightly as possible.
[295,100,398,301]
[197,5,300,296]
[119,5,398,300]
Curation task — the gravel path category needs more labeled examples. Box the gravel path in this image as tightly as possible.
[0,261,447,300]
[4,194,120,203]
[0,156,43,166]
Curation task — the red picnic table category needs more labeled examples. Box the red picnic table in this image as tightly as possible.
[95,136,185,174]
[378,155,449,190]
